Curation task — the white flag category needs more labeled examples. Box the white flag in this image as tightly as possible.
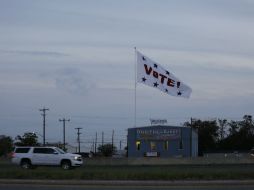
[137,51,192,98]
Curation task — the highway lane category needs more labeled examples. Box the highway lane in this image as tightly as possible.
[1,184,254,190]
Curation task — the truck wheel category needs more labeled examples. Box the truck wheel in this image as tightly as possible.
[20,159,31,169]
[61,160,71,170]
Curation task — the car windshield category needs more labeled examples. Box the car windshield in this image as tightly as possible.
[55,147,66,154]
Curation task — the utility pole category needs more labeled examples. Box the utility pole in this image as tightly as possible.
[92,140,95,153]
[95,132,97,154]
[39,107,49,146]
[59,118,70,151]
[112,130,114,151]
[102,132,104,146]
[75,127,82,153]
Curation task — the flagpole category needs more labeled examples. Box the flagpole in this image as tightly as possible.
[134,47,137,127]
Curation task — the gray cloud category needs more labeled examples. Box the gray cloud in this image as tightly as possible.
[53,68,95,96]
[1,0,254,145]
[0,50,69,57]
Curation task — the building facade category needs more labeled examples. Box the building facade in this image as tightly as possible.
[127,125,198,158]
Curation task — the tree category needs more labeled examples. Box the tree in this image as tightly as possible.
[184,115,254,153]
[217,115,254,151]
[240,115,254,136]
[184,119,219,156]
[0,136,13,157]
[236,115,254,150]
[15,132,39,146]
[228,120,239,136]
[218,119,227,140]
[97,143,116,157]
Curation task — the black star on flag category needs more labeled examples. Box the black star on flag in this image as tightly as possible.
[153,82,159,87]
[153,63,158,68]
[142,77,146,82]
[177,91,182,96]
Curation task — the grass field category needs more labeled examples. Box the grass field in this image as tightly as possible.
[1,159,254,180]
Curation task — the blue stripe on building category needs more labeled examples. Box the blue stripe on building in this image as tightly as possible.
[127,125,198,158]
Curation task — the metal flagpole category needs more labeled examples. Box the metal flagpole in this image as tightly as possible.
[134,47,137,127]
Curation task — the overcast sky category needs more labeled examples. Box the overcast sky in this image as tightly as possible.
[1,0,254,150]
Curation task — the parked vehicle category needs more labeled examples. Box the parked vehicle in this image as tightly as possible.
[11,146,83,170]
[250,148,254,157]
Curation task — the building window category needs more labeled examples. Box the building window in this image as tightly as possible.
[164,141,169,150]
[150,141,156,151]
[136,141,141,150]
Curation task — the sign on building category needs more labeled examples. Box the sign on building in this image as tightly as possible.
[136,128,180,140]
[150,119,167,125]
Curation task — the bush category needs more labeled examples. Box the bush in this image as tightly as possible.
[0,136,13,157]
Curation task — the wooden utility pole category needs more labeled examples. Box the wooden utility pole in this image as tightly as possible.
[59,118,70,151]
[75,127,82,153]
[112,130,114,151]
[102,132,104,146]
[95,132,97,154]
[39,107,49,146]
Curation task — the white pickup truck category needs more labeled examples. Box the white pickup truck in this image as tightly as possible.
[11,146,83,170]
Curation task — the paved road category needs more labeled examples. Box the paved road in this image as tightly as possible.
[1,184,254,190]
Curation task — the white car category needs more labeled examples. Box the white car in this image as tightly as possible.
[12,146,83,170]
